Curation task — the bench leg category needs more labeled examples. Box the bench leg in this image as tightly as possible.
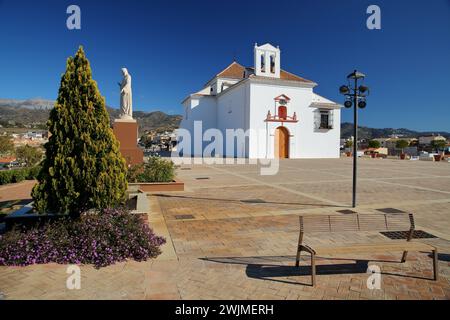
[432,250,439,281]
[311,253,316,287]
[295,247,302,267]
[295,245,303,268]
[401,251,408,263]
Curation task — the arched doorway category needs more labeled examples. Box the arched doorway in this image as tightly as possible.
[274,127,289,159]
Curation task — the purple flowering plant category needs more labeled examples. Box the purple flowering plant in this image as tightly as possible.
[0,208,165,268]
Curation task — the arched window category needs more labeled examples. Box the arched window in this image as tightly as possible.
[270,55,275,73]
[261,53,265,72]
[278,106,287,120]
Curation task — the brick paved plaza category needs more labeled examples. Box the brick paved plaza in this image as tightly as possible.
[0,158,449,300]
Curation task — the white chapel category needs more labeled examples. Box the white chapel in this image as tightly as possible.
[179,43,342,159]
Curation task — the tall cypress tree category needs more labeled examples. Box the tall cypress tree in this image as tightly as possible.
[32,46,128,215]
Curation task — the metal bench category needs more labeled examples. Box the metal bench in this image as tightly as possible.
[295,213,439,286]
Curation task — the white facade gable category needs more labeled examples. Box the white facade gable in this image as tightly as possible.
[179,43,342,159]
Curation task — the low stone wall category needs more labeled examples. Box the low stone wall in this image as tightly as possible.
[129,180,184,192]
[4,203,67,231]
[4,193,150,231]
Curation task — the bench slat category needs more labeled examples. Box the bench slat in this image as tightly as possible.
[312,241,435,255]
[301,213,413,233]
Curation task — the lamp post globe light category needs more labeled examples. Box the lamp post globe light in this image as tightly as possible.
[340,70,370,208]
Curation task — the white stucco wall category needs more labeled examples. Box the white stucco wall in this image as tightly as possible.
[216,78,240,94]
[248,81,341,159]
[179,96,217,156]
[217,82,250,157]
[206,77,241,95]
[179,80,341,159]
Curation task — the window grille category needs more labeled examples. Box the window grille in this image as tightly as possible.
[315,109,333,130]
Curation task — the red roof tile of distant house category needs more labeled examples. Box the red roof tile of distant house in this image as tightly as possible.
[0,156,17,163]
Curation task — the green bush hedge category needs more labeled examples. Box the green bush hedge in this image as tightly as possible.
[0,166,41,186]
[0,171,14,185]
[127,157,175,183]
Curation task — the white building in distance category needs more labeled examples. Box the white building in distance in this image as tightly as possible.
[179,43,342,159]
[418,135,447,146]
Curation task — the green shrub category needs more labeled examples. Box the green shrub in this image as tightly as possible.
[0,171,14,185]
[126,163,144,183]
[26,166,41,180]
[0,166,41,185]
[11,170,26,183]
[0,136,14,156]
[15,145,43,167]
[431,140,447,152]
[368,140,381,149]
[345,140,353,148]
[395,140,409,150]
[128,157,175,183]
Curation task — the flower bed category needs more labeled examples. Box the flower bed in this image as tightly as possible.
[0,208,165,268]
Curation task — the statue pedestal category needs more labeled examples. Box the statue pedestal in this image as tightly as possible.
[113,119,144,166]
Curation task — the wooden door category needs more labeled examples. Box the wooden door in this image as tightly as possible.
[275,127,289,159]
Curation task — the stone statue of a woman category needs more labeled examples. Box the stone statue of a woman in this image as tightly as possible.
[119,68,133,120]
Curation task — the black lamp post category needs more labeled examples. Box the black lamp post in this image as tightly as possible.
[340,70,369,208]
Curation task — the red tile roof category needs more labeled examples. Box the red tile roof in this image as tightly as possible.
[210,62,315,84]
[279,70,314,83]
[216,62,247,79]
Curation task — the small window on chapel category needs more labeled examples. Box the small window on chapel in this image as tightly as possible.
[320,112,329,129]
[319,110,333,129]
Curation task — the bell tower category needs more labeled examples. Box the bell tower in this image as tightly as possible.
[254,43,281,78]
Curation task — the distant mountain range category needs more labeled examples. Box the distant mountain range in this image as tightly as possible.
[341,122,450,140]
[1,99,448,139]
[0,98,54,110]
[0,98,182,134]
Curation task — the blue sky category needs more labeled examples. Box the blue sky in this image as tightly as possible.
[0,0,449,131]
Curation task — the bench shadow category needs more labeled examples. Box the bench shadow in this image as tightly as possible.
[247,262,370,286]
[200,255,433,286]
[428,252,450,262]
